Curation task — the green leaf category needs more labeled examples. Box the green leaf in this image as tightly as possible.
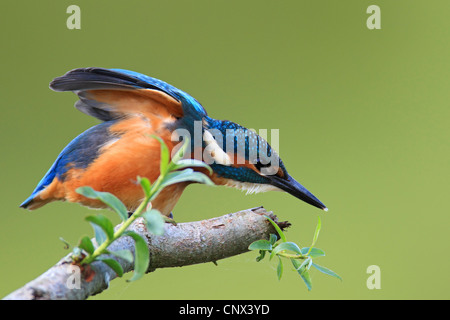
[124,231,149,282]
[138,176,152,198]
[269,234,278,245]
[148,168,214,201]
[301,247,325,258]
[142,209,165,236]
[291,259,312,290]
[300,270,313,291]
[75,186,98,198]
[149,135,170,174]
[248,239,272,251]
[77,187,128,221]
[91,223,107,246]
[307,216,321,256]
[108,250,134,263]
[263,215,287,242]
[78,236,95,255]
[165,169,214,186]
[256,250,266,262]
[159,169,214,190]
[294,257,312,274]
[312,263,342,281]
[270,241,302,260]
[98,257,124,277]
[171,159,213,175]
[170,137,190,165]
[85,214,114,241]
[307,257,313,270]
[291,258,301,271]
[277,257,283,281]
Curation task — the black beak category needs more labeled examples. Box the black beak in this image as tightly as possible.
[269,174,328,211]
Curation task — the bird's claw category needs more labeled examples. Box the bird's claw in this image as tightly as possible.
[163,216,177,226]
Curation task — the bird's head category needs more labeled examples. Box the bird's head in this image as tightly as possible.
[193,117,328,211]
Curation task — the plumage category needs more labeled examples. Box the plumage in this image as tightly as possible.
[21,67,327,216]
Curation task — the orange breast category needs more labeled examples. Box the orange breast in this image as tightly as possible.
[38,115,185,215]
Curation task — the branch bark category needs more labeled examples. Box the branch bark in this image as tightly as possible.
[3,206,290,300]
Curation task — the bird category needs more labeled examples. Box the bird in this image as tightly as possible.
[20,68,327,216]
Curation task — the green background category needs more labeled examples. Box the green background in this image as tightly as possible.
[1,1,448,300]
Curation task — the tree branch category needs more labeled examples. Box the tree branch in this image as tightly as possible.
[3,206,290,300]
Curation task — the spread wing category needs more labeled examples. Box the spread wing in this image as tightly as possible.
[50,67,207,121]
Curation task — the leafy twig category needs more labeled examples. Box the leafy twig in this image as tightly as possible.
[70,136,213,281]
[248,216,341,290]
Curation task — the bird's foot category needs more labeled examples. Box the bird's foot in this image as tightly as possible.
[164,212,177,226]
[163,216,177,226]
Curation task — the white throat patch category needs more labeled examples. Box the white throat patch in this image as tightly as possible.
[203,130,233,166]
[223,179,282,195]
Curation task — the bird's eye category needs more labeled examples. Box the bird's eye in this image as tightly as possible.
[254,159,271,172]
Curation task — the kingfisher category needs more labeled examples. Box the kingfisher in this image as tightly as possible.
[20,68,327,216]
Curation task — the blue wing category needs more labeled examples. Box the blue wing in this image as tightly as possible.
[20,121,116,208]
[50,67,207,121]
